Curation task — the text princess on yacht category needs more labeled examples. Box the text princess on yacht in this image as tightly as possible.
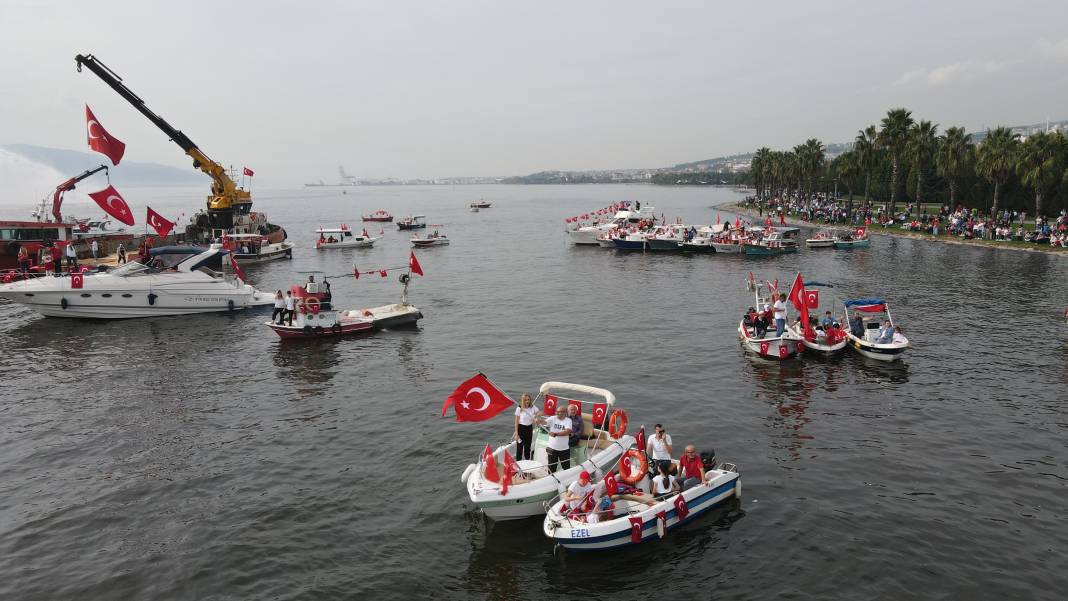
[0,245,273,319]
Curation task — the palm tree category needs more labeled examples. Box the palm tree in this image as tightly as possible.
[975,126,1020,230]
[1016,131,1065,222]
[855,126,878,202]
[801,138,825,198]
[878,108,914,215]
[935,126,973,208]
[752,147,772,199]
[908,120,938,210]
[833,151,860,202]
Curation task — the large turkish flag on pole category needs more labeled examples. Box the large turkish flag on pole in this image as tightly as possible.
[87,185,135,226]
[85,105,126,165]
[787,272,811,337]
[441,373,514,422]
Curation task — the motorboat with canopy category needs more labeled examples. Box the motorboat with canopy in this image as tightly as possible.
[362,210,394,222]
[842,298,908,360]
[461,381,635,521]
[738,275,802,360]
[0,245,273,318]
[785,278,848,356]
[743,227,800,256]
[833,227,871,249]
[225,232,294,263]
[397,215,427,230]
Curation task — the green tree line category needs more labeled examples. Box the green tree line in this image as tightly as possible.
[748,108,1068,217]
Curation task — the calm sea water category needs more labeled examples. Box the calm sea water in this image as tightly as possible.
[1,184,1066,600]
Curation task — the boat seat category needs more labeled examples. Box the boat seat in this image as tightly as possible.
[585,435,615,451]
[612,493,656,507]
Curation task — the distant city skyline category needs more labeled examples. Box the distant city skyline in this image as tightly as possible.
[2,1,1067,185]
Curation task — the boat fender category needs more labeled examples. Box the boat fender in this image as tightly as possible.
[60,297,68,310]
[461,463,476,484]
[313,326,325,336]
[608,409,628,438]
[619,449,647,485]
[147,293,157,306]
[303,325,313,336]
[399,273,410,285]
[331,324,342,334]
[735,479,742,500]
[285,247,292,259]
[228,299,235,312]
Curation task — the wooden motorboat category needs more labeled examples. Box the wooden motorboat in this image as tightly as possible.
[267,274,422,339]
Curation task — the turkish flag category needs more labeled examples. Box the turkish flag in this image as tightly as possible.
[500,449,519,495]
[855,227,866,238]
[734,217,741,228]
[229,253,245,282]
[441,373,514,422]
[674,494,689,519]
[85,105,125,165]
[759,341,770,355]
[629,516,644,543]
[787,272,811,338]
[779,345,789,359]
[87,185,135,226]
[353,267,360,279]
[805,289,819,308]
[635,426,646,455]
[243,167,254,177]
[146,207,175,239]
[604,471,618,496]
[591,402,608,427]
[379,269,387,278]
[409,251,423,276]
[71,272,84,289]
[543,394,557,415]
[716,213,721,224]
[567,398,582,416]
[481,444,500,483]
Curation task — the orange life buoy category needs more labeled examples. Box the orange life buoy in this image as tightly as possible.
[618,449,647,485]
[306,298,320,314]
[608,409,628,438]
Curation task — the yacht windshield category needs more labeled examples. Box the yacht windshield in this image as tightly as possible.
[110,261,150,276]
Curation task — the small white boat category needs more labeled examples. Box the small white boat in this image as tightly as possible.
[227,233,294,263]
[314,226,380,249]
[411,228,449,248]
[833,227,871,249]
[568,206,659,245]
[462,382,635,521]
[0,245,273,319]
[786,279,848,356]
[470,200,491,209]
[738,277,802,360]
[843,298,908,361]
[805,230,838,248]
[267,273,421,338]
[543,460,740,551]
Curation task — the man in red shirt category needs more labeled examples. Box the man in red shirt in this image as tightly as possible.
[679,445,707,491]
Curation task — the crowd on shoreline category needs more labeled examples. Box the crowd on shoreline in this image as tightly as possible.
[741,195,1068,248]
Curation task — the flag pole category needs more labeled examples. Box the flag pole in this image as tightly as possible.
[479,372,519,406]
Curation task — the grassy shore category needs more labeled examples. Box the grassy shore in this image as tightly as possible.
[720,203,1068,255]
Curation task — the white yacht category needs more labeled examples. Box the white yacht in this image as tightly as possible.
[568,205,658,245]
[0,245,274,319]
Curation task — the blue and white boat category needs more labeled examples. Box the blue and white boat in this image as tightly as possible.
[611,231,651,251]
[843,298,909,361]
[542,460,740,551]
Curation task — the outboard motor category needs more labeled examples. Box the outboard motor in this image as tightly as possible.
[701,449,717,471]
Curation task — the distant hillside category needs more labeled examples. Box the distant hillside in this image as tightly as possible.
[2,144,203,187]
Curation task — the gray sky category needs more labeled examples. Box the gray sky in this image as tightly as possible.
[3,0,1067,184]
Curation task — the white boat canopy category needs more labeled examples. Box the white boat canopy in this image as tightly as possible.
[315,228,351,233]
[538,381,616,405]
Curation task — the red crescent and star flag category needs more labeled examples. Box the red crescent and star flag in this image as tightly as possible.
[85,105,125,165]
[71,272,84,289]
[409,251,423,276]
[543,394,558,415]
[674,494,689,519]
[629,516,644,543]
[440,373,514,422]
[146,207,175,239]
[635,426,646,455]
[591,402,608,426]
[229,252,245,282]
[243,167,255,177]
[87,185,135,226]
[603,471,619,496]
[567,398,582,416]
[787,272,811,338]
[481,444,500,483]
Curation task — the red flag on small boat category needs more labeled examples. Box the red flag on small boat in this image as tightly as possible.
[379,269,387,278]
[604,471,619,496]
[543,394,557,415]
[481,444,500,483]
[759,341,770,355]
[716,213,720,224]
[734,217,741,228]
[629,516,644,543]
[85,105,125,165]
[229,252,245,283]
[635,426,646,455]
[353,267,360,279]
[87,185,135,226]
[441,373,515,422]
[409,251,423,276]
[146,207,175,239]
[787,272,811,339]
[591,402,608,426]
[243,167,255,177]
[500,449,519,495]
[674,494,689,519]
[70,272,84,289]
[779,345,788,359]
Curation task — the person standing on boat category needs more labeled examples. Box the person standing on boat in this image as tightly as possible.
[773,293,788,337]
[567,403,584,450]
[678,445,707,490]
[545,405,573,472]
[850,314,865,338]
[64,241,78,271]
[512,394,539,461]
[647,424,673,475]
[90,239,99,260]
[284,291,296,326]
[272,291,286,325]
[117,243,127,264]
[16,245,30,275]
[821,311,834,328]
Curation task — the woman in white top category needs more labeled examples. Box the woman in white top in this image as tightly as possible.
[651,462,680,498]
[272,291,285,325]
[512,393,540,461]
